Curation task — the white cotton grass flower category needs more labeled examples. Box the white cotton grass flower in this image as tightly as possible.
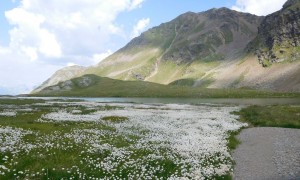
[0,165,8,170]
[71,110,82,114]
[17,108,34,112]
[40,111,100,122]
[0,126,34,153]
[0,111,16,117]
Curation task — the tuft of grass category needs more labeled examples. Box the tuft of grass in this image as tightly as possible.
[234,105,300,129]
[227,130,242,151]
[102,116,129,122]
[169,78,195,86]
[262,58,272,67]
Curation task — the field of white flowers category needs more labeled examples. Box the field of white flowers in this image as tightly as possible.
[0,99,247,179]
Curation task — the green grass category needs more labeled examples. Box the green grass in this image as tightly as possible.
[234,105,300,128]
[227,130,242,150]
[102,116,129,122]
[147,60,187,84]
[0,98,45,105]
[168,78,195,86]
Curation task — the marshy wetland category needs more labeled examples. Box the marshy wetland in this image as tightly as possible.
[0,97,299,179]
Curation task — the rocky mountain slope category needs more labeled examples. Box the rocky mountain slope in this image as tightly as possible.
[249,0,300,67]
[31,65,86,93]
[33,0,300,94]
[84,8,263,85]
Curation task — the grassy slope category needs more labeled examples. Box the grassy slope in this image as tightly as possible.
[147,60,220,86]
[86,48,162,81]
[33,74,300,98]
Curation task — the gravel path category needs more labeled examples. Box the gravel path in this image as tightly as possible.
[233,127,300,180]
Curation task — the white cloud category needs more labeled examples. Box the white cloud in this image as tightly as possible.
[231,0,286,16]
[131,18,150,39]
[92,50,113,64]
[5,7,62,59]
[0,47,10,55]
[4,0,146,60]
[0,49,62,94]
[0,0,146,94]
[67,62,78,67]
[129,0,145,10]
[21,46,38,61]
[38,29,62,58]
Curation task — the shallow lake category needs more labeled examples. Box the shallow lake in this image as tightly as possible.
[17,97,300,105]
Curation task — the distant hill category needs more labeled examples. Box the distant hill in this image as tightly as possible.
[32,65,86,93]
[33,74,299,98]
[33,0,300,95]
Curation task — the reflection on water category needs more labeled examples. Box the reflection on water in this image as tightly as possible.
[16,97,300,105]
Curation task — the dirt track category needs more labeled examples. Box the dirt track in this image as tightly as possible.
[233,127,300,180]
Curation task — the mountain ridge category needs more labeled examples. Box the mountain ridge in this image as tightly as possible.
[31,65,86,93]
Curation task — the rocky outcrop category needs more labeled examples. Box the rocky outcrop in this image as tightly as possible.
[251,0,300,67]
[161,8,263,63]
[32,65,86,93]
[42,75,95,93]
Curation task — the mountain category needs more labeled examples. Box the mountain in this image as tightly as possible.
[33,0,300,95]
[31,65,86,93]
[84,8,263,86]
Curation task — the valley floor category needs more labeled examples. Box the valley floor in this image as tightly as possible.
[0,98,299,179]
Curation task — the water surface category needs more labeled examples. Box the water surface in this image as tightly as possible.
[16,97,300,105]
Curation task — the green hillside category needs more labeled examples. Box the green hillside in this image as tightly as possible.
[33,74,299,98]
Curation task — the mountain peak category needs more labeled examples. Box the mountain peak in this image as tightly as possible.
[204,7,233,13]
[120,7,262,60]
[203,7,259,17]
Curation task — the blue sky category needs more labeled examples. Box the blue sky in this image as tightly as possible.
[117,0,235,34]
[0,0,287,94]
[0,0,15,45]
